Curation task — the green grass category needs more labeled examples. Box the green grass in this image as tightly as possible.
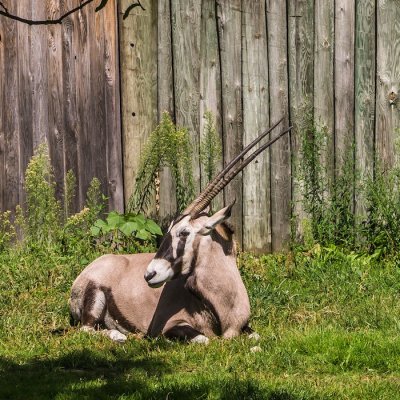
[0,248,399,399]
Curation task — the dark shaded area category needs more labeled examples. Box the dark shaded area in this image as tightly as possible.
[0,350,319,400]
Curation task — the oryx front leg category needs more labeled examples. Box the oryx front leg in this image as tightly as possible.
[164,325,209,344]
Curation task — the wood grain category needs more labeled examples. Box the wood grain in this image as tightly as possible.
[267,0,291,251]
[17,0,33,204]
[171,0,202,194]
[158,0,177,218]
[355,0,376,218]
[119,0,157,208]
[199,0,223,212]
[314,0,335,189]
[242,0,270,253]
[376,0,400,170]
[47,0,65,202]
[61,0,80,213]
[335,0,355,176]
[288,0,314,239]
[217,0,243,246]
[104,0,124,212]
[3,2,20,210]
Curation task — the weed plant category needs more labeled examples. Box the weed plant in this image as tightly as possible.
[128,112,195,215]
[296,118,400,261]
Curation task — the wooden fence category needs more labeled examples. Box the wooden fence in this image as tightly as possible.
[1,1,400,252]
[0,0,123,214]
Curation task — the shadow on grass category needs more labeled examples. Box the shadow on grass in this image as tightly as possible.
[0,349,310,400]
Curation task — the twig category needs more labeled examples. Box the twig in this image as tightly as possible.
[0,0,145,25]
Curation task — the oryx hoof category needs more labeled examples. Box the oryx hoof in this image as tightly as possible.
[108,329,127,343]
[248,331,261,341]
[191,334,209,345]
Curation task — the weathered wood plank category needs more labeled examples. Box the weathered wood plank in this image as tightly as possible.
[89,3,108,199]
[217,0,243,246]
[61,0,80,213]
[0,9,5,210]
[355,0,376,218]
[171,0,202,197]
[158,0,177,218]
[376,0,400,170]
[47,0,65,202]
[242,0,270,253]
[3,3,20,211]
[288,0,314,240]
[17,0,33,204]
[104,0,124,212]
[267,0,291,251]
[73,2,91,204]
[199,0,223,212]
[30,1,49,148]
[119,0,157,208]
[314,0,335,189]
[335,0,355,175]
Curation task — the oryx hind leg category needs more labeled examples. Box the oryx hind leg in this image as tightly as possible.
[164,325,209,345]
[73,282,128,343]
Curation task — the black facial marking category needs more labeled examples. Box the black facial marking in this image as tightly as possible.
[155,232,188,270]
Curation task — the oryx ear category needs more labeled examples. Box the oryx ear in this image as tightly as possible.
[198,201,235,235]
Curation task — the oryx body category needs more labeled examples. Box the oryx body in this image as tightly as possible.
[70,210,250,343]
[70,120,291,343]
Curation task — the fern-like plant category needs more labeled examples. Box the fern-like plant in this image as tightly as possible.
[128,112,195,215]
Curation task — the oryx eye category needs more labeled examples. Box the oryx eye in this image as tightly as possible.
[179,230,190,238]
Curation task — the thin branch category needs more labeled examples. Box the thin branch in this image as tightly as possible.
[0,0,145,26]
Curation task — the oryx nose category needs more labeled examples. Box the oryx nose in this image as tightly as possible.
[144,271,156,282]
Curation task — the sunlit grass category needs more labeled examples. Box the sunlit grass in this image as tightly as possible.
[0,248,399,399]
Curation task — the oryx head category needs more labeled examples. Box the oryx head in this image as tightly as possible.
[144,119,292,288]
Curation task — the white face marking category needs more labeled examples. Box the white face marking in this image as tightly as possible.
[145,259,175,287]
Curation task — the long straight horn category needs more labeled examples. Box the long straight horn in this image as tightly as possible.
[184,122,292,217]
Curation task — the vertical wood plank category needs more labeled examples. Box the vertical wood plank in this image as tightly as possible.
[314,0,335,188]
[104,0,124,212]
[119,0,157,207]
[74,3,91,204]
[3,3,20,211]
[158,0,177,218]
[61,0,80,212]
[217,0,243,245]
[199,0,223,211]
[376,0,400,170]
[335,0,355,174]
[171,0,202,195]
[355,0,376,217]
[288,0,314,239]
[242,0,270,253]
[89,3,108,199]
[0,11,4,209]
[30,1,49,148]
[267,0,291,251]
[17,0,33,204]
[47,0,65,201]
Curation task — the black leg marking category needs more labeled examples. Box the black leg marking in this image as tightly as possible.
[164,325,203,342]
[242,324,254,335]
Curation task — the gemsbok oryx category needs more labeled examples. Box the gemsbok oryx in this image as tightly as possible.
[70,119,291,343]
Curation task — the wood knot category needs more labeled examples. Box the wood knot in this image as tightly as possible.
[388,91,398,106]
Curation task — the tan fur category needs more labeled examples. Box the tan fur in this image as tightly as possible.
[70,218,250,341]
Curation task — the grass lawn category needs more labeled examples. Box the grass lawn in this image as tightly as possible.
[0,248,399,399]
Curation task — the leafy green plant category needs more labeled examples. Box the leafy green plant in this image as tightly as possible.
[91,211,162,253]
[128,112,195,215]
